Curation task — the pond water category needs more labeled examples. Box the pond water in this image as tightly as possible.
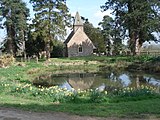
[33,70,160,92]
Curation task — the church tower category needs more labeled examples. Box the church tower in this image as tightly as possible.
[73,12,83,32]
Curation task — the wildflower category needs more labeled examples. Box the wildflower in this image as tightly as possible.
[141,85,144,89]
[55,90,59,93]
[71,88,74,91]
[104,91,108,95]
[16,87,19,91]
[127,87,130,90]
[40,89,44,92]
[77,88,81,91]
[63,87,67,91]
[54,86,58,89]
[51,90,54,94]
[30,87,32,91]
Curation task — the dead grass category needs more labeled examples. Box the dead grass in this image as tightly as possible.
[0,54,15,68]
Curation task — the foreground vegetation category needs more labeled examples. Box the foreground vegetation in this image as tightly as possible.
[0,55,160,118]
[0,79,160,118]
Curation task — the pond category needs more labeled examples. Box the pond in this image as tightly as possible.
[33,69,160,92]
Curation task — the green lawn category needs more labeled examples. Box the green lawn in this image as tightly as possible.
[0,94,160,118]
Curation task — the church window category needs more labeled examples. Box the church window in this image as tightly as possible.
[79,45,83,53]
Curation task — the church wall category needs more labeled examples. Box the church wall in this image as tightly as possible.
[67,29,94,57]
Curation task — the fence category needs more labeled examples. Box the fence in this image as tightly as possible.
[139,51,160,56]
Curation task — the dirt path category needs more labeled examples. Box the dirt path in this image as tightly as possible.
[0,107,159,120]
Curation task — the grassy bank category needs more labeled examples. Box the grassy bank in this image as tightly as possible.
[0,58,101,82]
[0,55,160,118]
[67,55,160,72]
[0,94,160,118]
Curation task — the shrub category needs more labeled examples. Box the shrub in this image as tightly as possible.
[109,86,159,103]
[89,90,109,103]
[0,54,15,68]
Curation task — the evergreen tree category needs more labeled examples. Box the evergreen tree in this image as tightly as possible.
[30,0,71,59]
[99,15,114,56]
[101,0,160,55]
[0,0,29,56]
[26,29,45,57]
[99,15,124,56]
[83,19,105,54]
[51,40,65,58]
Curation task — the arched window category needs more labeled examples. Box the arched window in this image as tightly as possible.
[78,45,83,53]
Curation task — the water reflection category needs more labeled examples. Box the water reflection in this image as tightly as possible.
[33,71,160,92]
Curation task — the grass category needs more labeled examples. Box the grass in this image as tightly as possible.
[0,55,160,118]
[0,94,160,118]
[0,55,158,81]
[0,58,100,82]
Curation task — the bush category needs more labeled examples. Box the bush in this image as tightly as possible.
[51,40,65,58]
[0,54,15,68]
[89,90,109,103]
[109,86,159,103]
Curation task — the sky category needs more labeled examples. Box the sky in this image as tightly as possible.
[24,0,111,27]
[0,0,112,41]
[66,0,111,27]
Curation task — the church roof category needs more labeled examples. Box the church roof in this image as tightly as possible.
[64,30,74,44]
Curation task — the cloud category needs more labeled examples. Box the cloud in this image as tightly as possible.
[94,9,113,18]
[90,9,113,27]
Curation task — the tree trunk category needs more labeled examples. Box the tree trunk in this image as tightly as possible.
[135,38,141,55]
[130,34,142,56]
[45,42,50,59]
[6,25,16,56]
[129,32,136,55]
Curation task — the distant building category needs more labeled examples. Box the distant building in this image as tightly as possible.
[64,12,95,57]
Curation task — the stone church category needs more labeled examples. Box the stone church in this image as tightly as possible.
[64,12,95,57]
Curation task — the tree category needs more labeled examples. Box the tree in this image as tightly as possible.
[0,0,29,56]
[99,15,114,55]
[111,17,124,56]
[50,40,65,58]
[83,19,105,54]
[101,0,160,55]
[30,0,71,59]
[25,30,45,57]
[99,15,124,56]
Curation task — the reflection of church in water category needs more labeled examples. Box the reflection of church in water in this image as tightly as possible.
[66,73,124,91]
[59,73,102,90]
[33,72,160,92]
